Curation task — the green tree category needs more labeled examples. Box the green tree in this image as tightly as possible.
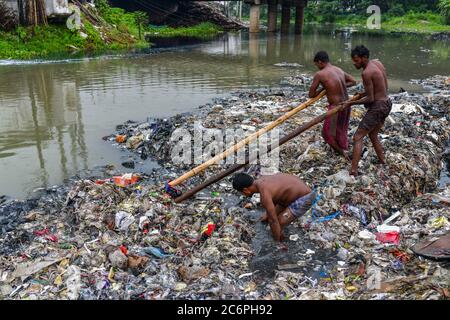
[438,0,450,23]
[94,0,111,16]
[134,11,148,40]
[387,3,406,16]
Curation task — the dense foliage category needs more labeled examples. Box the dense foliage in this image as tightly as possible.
[239,0,448,27]
[305,0,448,24]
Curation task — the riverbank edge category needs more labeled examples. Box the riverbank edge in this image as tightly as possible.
[328,23,450,39]
[245,18,450,37]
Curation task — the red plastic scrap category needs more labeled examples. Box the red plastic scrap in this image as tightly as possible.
[389,249,410,263]
[376,232,400,245]
[46,234,58,242]
[34,228,49,236]
[34,228,58,242]
[119,245,128,255]
[95,179,110,185]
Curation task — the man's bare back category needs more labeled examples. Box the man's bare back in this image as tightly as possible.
[255,173,311,208]
[232,173,313,242]
[309,52,356,158]
[310,65,351,105]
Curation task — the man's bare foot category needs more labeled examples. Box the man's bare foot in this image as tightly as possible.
[349,169,359,176]
[260,213,268,222]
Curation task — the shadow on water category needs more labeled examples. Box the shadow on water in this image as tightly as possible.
[146,34,225,48]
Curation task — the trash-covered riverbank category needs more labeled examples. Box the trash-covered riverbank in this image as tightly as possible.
[0,75,448,300]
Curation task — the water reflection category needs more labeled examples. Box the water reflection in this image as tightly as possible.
[0,29,448,199]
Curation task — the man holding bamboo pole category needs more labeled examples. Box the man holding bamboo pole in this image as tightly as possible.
[309,51,356,159]
[344,45,392,176]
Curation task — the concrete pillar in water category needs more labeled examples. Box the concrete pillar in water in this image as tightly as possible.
[294,33,302,54]
[295,4,306,34]
[280,33,290,59]
[249,33,260,64]
[267,0,278,33]
[281,3,291,34]
[249,3,261,33]
[266,33,277,61]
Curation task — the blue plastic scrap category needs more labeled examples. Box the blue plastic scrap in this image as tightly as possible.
[309,191,341,224]
[141,246,171,259]
[313,211,341,223]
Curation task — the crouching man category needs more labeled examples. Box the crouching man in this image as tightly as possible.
[232,173,316,242]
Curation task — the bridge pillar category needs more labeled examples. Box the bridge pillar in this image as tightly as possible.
[281,3,291,34]
[249,33,260,62]
[295,3,306,34]
[267,0,278,33]
[266,33,277,61]
[249,3,261,33]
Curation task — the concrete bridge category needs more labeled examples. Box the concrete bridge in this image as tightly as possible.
[109,0,308,34]
[243,0,308,34]
[173,1,309,34]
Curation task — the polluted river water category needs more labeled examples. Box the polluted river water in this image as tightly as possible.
[0,28,449,200]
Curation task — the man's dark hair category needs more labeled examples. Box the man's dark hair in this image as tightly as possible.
[351,45,370,58]
[313,51,329,63]
[232,173,254,191]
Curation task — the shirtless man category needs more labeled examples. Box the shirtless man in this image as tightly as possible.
[309,51,356,159]
[343,45,392,176]
[232,172,315,242]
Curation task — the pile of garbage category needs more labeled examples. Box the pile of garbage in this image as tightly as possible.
[0,75,448,300]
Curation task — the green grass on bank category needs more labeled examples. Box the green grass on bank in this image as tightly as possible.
[0,10,223,60]
[0,6,148,60]
[0,25,85,60]
[247,11,449,35]
[317,11,450,34]
[145,22,223,39]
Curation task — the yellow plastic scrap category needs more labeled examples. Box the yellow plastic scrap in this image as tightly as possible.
[54,274,63,286]
[429,216,449,229]
[346,286,358,292]
[108,267,115,282]
[59,258,70,268]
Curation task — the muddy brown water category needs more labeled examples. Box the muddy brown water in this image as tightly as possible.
[0,28,449,200]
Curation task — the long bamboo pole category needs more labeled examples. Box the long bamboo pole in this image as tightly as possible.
[174,93,363,203]
[169,90,327,187]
